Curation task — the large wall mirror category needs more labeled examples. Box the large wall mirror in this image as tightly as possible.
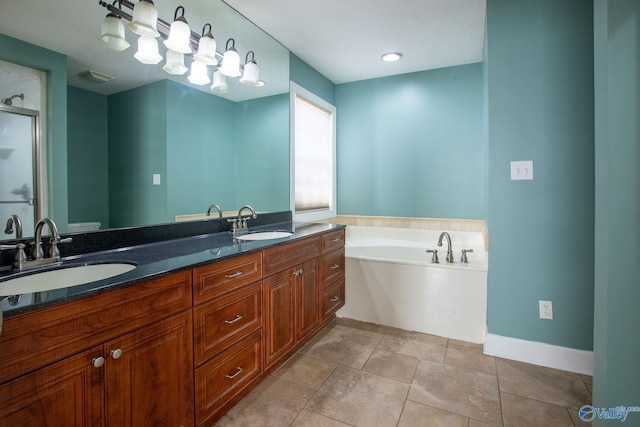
[0,0,290,240]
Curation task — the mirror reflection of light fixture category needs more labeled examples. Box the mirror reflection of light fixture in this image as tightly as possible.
[128,0,159,37]
[210,70,229,93]
[99,1,130,51]
[188,61,210,85]
[219,38,241,77]
[134,35,162,64]
[163,50,188,75]
[163,6,192,54]
[239,51,260,86]
[193,24,217,65]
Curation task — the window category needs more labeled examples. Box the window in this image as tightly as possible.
[290,82,336,222]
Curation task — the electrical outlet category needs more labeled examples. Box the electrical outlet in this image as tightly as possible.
[539,300,553,320]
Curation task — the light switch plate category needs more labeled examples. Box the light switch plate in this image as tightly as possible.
[511,160,534,180]
[153,174,161,185]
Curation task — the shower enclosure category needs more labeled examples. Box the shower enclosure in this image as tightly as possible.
[0,103,40,238]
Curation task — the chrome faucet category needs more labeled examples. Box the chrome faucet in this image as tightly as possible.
[4,214,23,239]
[228,205,257,236]
[437,231,455,263]
[206,204,223,218]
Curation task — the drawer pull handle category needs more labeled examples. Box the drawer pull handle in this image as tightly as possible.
[92,356,105,368]
[225,271,243,279]
[330,295,339,302]
[226,366,244,379]
[224,314,243,324]
[330,264,340,269]
[330,238,342,243]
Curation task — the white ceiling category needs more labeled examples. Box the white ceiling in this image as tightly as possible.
[0,0,485,101]
[225,0,486,84]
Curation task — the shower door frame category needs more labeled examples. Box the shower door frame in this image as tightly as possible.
[0,103,42,231]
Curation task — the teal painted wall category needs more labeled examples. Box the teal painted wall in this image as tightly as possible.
[166,81,236,218]
[234,93,290,212]
[593,0,640,418]
[67,86,109,227]
[108,81,168,227]
[486,0,594,350]
[290,53,335,105]
[336,64,485,219]
[0,34,68,229]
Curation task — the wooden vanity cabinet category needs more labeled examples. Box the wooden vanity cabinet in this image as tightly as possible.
[192,252,264,426]
[0,271,194,427]
[321,229,346,322]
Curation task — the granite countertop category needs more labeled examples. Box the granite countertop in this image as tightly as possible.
[0,218,344,318]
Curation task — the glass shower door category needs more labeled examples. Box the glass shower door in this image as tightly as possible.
[0,107,39,238]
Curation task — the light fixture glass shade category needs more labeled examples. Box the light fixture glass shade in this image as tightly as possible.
[194,35,217,65]
[134,35,162,64]
[188,61,210,85]
[163,7,192,54]
[210,70,229,93]
[239,61,260,86]
[219,39,241,77]
[99,14,130,51]
[163,50,188,75]
[128,0,160,37]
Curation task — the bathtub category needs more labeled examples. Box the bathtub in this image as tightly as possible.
[337,226,488,343]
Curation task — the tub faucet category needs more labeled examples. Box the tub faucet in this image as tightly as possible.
[206,204,223,218]
[437,232,455,263]
[228,205,257,236]
[4,214,23,239]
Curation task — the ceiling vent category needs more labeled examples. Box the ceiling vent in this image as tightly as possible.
[78,69,114,84]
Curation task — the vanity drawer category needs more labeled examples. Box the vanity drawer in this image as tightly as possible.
[193,252,262,304]
[194,282,262,365]
[322,249,345,284]
[263,236,320,276]
[321,229,345,253]
[195,330,263,425]
[322,278,345,320]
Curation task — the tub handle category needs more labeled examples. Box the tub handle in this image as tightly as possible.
[461,249,474,263]
[426,249,439,264]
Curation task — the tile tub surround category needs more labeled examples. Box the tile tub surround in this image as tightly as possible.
[216,318,593,426]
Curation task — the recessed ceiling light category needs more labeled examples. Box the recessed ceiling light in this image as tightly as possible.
[381,52,402,62]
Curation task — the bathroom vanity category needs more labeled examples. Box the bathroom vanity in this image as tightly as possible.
[0,217,345,426]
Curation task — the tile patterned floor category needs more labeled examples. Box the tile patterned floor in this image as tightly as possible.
[215,318,592,427]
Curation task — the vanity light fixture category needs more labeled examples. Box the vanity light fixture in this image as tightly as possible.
[239,51,260,86]
[97,0,264,93]
[193,24,217,65]
[128,0,160,37]
[219,38,241,77]
[162,49,188,75]
[134,35,162,64]
[163,6,192,54]
[210,70,229,93]
[99,1,130,51]
[382,52,403,62]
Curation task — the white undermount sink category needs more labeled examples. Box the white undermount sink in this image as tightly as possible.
[0,263,136,296]
[235,231,293,241]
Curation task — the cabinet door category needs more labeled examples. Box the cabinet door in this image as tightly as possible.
[105,312,194,427]
[297,257,321,342]
[0,347,103,427]
[263,269,296,368]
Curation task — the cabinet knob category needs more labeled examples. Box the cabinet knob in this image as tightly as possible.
[225,366,244,379]
[110,348,123,360]
[92,356,105,368]
[224,314,243,324]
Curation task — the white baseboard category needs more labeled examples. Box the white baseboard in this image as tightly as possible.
[484,333,593,376]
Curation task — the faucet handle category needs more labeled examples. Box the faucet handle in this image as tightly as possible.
[49,237,72,259]
[1,243,28,270]
[426,249,439,264]
[460,249,474,263]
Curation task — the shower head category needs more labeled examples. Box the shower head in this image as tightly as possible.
[1,94,24,106]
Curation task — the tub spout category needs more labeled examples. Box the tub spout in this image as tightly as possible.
[437,232,454,263]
